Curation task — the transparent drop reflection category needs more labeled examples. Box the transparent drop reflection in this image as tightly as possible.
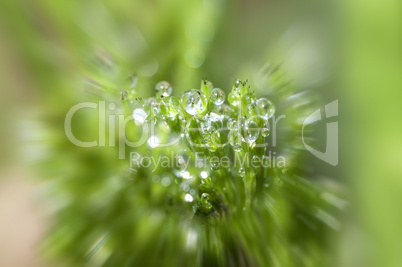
[210,88,225,105]
[181,89,207,116]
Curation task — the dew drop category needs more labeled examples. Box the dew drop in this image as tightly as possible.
[210,88,225,105]
[182,171,191,179]
[203,112,223,132]
[242,93,256,106]
[181,89,207,116]
[238,116,247,129]
[242,93,257,112]
[147,114,158,125]
[210,161,219,170]
[228,91,240,106]
[132,102,150,125]
[147,97,160,122]
[155,81,172,98]
[147,97,159,107]
[246,103,257,116]
[206,140,218,152]
[147,136,159,148]
[200,171,208,179]
[227,118,237,130]
[261,127,270,137]
[160,96,180,117]
[211,104,232,117]
[256,98,275,120]
[185,193,194,202]
[243,119,260,143]
[201,193,210,201]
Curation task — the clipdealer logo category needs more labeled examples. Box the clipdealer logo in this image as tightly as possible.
[302,100,338,166]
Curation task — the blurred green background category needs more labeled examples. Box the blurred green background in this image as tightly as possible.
[0,0,401,266]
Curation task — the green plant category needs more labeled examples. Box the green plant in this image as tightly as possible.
[36,59,342,266]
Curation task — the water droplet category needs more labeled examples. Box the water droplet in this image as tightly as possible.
[201,193,210,201]
[155,81,172,98]
[211,104,232,116]
[146,97,160,123]
[249,141,256,149]
[242,93,256,105]
[243,119,260,143]
[147,136,159,148]
[210,158,220,170]
[246,103,257,116]
[178,155,185,165]
[256,98,275,120]
[227,118,238,130]
[228,91,240,106]
[160,96,180,117]
[132,102,150,125]
[147,97,159,107]
[205,137,218,152]
[228,130,243,152]
[182,171,191,179]
[238,116,247,129]
[210,88,225,105]
[147,115,158,125]
[201,120,213,134]
[185,193,194,202]
[204,112,223,132]
[181,89,207,116]
[242,93,257,111]
[200,171,208,179]
[261,127,270,137]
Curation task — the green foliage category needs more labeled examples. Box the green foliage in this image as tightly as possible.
[0,0,342,266]
[36,61,341,266]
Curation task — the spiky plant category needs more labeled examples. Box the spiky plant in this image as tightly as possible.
[31,53,342,266]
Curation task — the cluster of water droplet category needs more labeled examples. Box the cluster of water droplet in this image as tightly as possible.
[122,77,276,151]
[121,76,275,214]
